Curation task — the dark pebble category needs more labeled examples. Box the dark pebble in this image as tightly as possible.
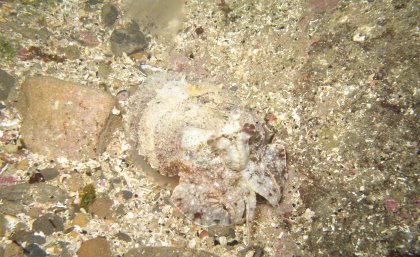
[10,230,46,245]
[110,177,122,184]
[114,204,126,217]
[26,243,47,257]
[0,69,15,101]
[115,232,132,242]
[101,4,119,27]
[121,190,133,200]
[29,173,45,184]
[39,168,59,181]
[227,239,239,246]
[229,85,238,91]
[32,213,64,236]
[110,22,148,56]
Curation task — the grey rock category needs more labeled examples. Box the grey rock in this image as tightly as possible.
[207,225,236,237]
[97,61,113,79]
[27,244,47,257]
[59,45,81,60]
[32,213,64,236]
[0,69,15,101]
[110,22,148,56]
[124,247,219,257]
[39,168,59,181]
[101,4,119,27]
[115,231,131,242]
[121,190,133,200]
[0,184,68,215]
[36,27,51,42]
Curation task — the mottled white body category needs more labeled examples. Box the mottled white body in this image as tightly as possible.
[126,72,286,227]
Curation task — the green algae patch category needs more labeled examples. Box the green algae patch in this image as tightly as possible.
[0,37,16,61]
[79,184,96,211]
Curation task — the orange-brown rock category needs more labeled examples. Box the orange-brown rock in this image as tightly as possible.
[19,76,120,161]
[77,237,112,257]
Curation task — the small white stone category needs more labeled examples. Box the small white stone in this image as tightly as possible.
[112,106,121,115]
[218,236,227,246]
[352,33,366,42]
[188,238,196,248]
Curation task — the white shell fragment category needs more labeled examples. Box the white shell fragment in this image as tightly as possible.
[125,72,287,227]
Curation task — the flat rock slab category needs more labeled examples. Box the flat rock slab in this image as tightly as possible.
[19,76,119,161]
[0,184,68,215]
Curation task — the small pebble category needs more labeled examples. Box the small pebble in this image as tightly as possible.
[39,168,59,181]
[66,174,85,192]
[121,190,133,200]
[188,238,196,248]
[16,159,29,170]
[101,4,119,27]
[77,237,112,257]
[29,173,45,184]
[59,45,81,60]
[218,236,227,246]
[110,22,148,56]
[10,230,46,245]
[52,241,73,257]
[32,213,64,236]
[115,232,131,242]
[26,243,47,257]
[116,90,129,102]
[3,242,24,257]
[89,197,113,219]
[87,0,103,5]
[73,213,89,228]
[207,225,235,237]
[76,31,100,47]
[97,61,113,79]
[0,214,6,237]
[0,69,15,101]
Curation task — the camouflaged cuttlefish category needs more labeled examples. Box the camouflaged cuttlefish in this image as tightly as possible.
[125,72,287,231]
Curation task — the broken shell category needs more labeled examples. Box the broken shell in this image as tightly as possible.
[125,72,287,227]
